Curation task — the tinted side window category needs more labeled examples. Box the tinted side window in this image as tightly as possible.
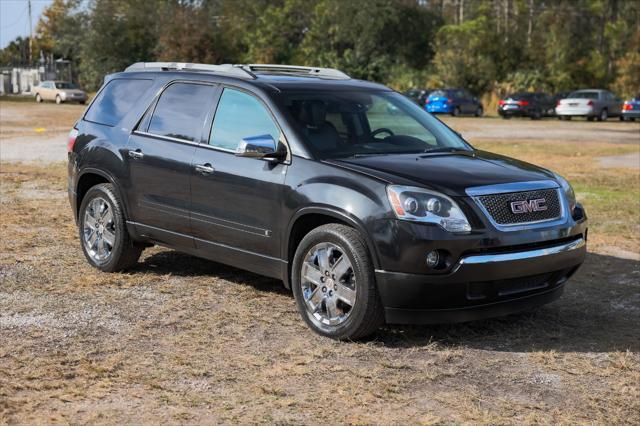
[209,88,279,151]
[85,79,153,127]
[148,83,216,142]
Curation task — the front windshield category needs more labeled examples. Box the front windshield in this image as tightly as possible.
[55,82,77,89]
[282,91,471,159]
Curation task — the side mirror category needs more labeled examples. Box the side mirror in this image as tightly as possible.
[235,134,283,160]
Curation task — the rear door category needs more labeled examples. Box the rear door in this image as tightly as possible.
[126,81,218,248]
[190,87,288,277]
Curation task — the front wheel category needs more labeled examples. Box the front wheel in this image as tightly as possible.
[35,93,42,103]
[292,224,384,340]
[78,183,142,272]
[55,95,62,105]
[475,106,483,117]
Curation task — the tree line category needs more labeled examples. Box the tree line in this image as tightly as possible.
[1,0,639,97]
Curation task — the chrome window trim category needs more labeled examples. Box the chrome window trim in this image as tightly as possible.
[465,180,568,232]
[452,237,585,273]
[465,180,559,196]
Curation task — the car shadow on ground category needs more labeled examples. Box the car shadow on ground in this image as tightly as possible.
[133,250,639,353]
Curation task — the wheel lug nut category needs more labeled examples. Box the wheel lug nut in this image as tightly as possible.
[331,274,335,280]
[324,271,329,276]
[334,285,337,291]
[320,276,325,282]
[322,286,327,293]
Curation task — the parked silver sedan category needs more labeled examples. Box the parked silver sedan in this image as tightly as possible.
[34,81,88,105]
[555,89,622,121]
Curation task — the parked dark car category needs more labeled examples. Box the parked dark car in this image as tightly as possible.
[68,63,587,340]
[425,88,484,116]
[498,92,556,120]
[404,88,432,106]
[621,95,640,121]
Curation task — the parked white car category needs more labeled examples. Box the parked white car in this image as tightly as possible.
[555,89,622,121]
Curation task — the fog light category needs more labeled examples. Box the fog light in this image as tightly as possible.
[426,250,440,268]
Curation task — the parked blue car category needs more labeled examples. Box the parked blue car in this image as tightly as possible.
[621,95,640,121]
[425,88,484,117]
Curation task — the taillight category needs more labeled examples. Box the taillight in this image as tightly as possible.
[518,100,529,106]
[425,99,430,105]
[67,128,79,153]
[446,98,453,104]
[556,100,561,106]
[623,103,633,110]
[587,100,594,106]
[498,100,506,106]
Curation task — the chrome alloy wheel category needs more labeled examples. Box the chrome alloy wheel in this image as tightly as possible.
[82,197,116,263]
[301,242,357,327]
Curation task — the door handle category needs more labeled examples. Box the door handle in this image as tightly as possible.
[128,149,144,160]
[195,163,215,175]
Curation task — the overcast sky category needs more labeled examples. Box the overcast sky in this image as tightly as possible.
[1,0,53,48]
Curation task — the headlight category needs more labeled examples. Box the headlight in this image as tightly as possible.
[555,174,576,213]
[386,185,471,233]
[60,92,67,99]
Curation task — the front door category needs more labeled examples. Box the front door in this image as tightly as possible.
[126,81,218,248]
[190,87,288,277]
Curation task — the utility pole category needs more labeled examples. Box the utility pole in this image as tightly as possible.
[28,0,33,65]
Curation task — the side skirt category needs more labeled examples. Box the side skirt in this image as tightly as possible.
[128,221,287,281]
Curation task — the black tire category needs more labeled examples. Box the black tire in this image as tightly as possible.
[35,93,42,103]
[79,100,86,105]
[291,224,384,340]
[451,107,461,117]
[598,108,608,121]
[55,95,62,105]
[474,106,483,117]
[78,183,142,272]
[530,110,542,120]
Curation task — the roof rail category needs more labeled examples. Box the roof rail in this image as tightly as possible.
[241,64,350,80]
[124,62,255,79]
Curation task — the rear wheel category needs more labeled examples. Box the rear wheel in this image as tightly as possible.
[474,106,483,117]
[598,109,608,121]
[452,107,461,117]
[78,183,142,272]
[292,224,384,340]
[530,109,542,120]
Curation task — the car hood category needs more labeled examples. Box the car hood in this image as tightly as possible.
[329,150,556,197]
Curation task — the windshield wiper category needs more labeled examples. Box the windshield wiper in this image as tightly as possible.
[422,147,468,154]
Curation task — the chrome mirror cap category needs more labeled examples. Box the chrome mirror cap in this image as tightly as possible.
[235,134,279,159]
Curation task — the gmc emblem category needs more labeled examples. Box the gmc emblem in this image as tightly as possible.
[510,198,547,214]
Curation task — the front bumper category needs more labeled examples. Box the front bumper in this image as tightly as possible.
[376,236,586,324]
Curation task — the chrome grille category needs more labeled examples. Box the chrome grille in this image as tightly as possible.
[476,189,561,225]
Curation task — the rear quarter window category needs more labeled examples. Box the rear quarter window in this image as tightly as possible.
[85,78,154,127]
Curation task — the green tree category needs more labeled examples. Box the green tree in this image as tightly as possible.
[433,16,496,94]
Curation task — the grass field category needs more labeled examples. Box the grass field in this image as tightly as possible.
[1,101,639,424]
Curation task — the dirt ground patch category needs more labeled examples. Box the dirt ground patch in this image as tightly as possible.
[1,101,639,423]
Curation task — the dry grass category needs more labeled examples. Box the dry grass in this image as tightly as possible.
[1,102,639,424]
[0,101,84,139]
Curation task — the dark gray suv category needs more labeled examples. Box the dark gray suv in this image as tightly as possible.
[68,63,588,339]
